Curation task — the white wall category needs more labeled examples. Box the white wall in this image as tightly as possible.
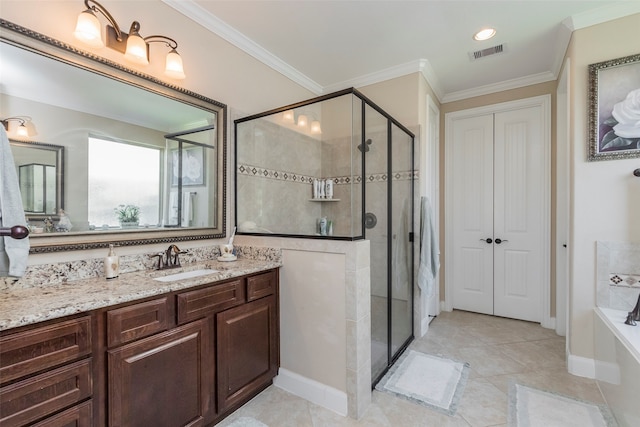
[566,13,640,367]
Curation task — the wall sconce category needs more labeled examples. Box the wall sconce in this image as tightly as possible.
[73,0,186,79]
[1,117,30,138]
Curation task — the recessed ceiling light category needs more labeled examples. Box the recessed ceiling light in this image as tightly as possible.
[473,28,496,41]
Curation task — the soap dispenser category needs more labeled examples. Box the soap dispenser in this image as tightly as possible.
[104,244,120,279]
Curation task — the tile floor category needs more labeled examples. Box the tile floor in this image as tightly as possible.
[217,310,608,426]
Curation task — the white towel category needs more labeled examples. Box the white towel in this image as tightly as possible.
[181,192,195,227]
[168,191,178,224]
[392,198,411,294]
[417,196,439,297]
[0,127,30,277]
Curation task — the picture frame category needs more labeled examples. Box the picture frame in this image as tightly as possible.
[171,146,205,186]
[588,52,640,161]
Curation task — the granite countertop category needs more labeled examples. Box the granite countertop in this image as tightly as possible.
[0,257,282,332]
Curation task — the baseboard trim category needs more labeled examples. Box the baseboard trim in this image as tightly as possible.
[273,368,348,416]
[567,353,596,379]
[541,316,556,330]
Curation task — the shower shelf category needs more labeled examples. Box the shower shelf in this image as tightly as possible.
[308,199,341,202]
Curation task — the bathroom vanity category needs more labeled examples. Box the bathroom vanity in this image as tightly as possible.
[0,260,280,427]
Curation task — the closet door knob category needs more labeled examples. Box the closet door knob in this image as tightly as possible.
[495,238,508,244]
[480,238,492,244]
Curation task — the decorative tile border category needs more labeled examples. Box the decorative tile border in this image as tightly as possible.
[609,273,640,287]
[238,163,418,185]
[237,164,315,184]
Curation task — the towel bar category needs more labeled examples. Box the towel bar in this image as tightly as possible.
[0,225,29,239]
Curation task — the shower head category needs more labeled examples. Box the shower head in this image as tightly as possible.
[358,139,372,153]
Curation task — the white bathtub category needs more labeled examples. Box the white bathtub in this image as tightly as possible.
[594,307,640,427]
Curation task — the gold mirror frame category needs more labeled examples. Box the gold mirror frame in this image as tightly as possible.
[0,19,227,253]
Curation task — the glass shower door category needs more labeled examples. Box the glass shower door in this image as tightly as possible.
[367,107,414,385]
[365,105,390,383]
[390,123,413,357]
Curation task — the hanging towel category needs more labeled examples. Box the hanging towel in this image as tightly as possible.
[0,126,30,277]
[181,192,195,227]
[392,198,411,294]
[417,196,439,297]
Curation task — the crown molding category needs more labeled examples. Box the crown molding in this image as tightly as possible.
[161,0,323,95]
[163,0,638,105]
[322,59,443,100]
[441,71,556,103]
[568,2,640,30]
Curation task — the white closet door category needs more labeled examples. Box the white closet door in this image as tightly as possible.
[493,106,544,322]
[451,114,495,315]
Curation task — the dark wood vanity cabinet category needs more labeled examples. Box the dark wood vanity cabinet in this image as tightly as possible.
[107,318,214,427]
[105,269,279,427]
[216,294,278,413]
[0,316,93,427]
[0,268,279,427]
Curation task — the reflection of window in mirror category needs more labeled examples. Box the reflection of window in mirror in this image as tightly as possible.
[88,137,161,228]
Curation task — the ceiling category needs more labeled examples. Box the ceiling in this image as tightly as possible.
[162,0,640,102]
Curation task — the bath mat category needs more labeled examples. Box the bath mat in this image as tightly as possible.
[508,383,618,427]
[226,417,268,427]
[375,349,470,415]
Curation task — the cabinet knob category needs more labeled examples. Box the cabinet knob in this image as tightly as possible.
[495,238,508,244]
[480,238,492,244]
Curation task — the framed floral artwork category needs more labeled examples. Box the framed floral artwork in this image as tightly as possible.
[588,53,640,161]
[171,146,205,186]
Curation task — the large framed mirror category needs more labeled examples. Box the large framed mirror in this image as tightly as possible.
[0,19,227,253]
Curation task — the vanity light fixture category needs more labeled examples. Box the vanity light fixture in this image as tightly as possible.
[282,110,295,123]
[310,120,322,134]
[73,0,186,79]
[1,117,30,138]
[297,114,308,128]
[473,28,497,41]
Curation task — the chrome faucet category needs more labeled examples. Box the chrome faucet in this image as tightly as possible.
[149,244,187,270]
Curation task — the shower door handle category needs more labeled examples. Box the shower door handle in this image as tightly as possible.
[480,238,492,244]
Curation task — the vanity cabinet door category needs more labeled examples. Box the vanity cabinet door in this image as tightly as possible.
[107,318,214,427]
[216,295,278,413]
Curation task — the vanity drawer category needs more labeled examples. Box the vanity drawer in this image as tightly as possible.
[0,316,92,385]
[247,270,277,302]
[30,400,92,427]
[107,297,169,347]
[177,279,245,324]
[0,359,92,427]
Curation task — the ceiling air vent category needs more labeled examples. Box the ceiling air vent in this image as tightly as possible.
[469,43,506,61]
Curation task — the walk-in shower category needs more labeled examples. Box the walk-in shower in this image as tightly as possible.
[234,88,415,386]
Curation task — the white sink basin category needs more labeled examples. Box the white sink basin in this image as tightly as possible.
[153,269,219,282]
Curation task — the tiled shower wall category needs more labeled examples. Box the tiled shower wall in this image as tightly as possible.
[236,119,324,235]
[596,241,640,311]
[236,123,416,241]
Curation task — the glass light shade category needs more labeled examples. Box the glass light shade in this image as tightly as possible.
[16,124,29,138]
[124,34,149,65]
[297,114,308,128]
[74,10,104,48]
[282,110,295,123]
[310,120,322,134]
[473,28,496,41]
[164,49,186,79]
